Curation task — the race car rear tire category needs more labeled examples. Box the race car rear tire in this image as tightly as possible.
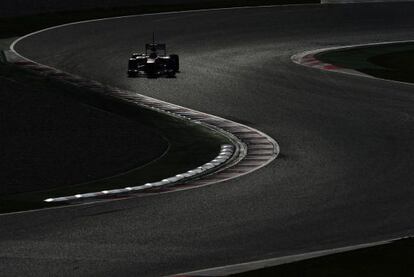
[170,54,179,72]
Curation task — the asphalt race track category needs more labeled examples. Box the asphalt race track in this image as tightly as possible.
[2,3,414,276]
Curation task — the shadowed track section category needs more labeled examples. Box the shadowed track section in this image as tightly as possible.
[6,51,277,206]
[2,2,414,276]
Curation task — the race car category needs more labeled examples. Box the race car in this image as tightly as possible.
[127,35,179,78]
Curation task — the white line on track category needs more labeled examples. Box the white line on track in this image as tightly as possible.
[10,3,319,59]
[171,236,412,276]
[4,3,414,277]
[5,3,289,216]
[17,4,414,276]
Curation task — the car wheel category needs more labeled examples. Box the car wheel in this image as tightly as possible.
[169,54,179,72]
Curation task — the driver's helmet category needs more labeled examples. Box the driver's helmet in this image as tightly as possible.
[149,52,157,59]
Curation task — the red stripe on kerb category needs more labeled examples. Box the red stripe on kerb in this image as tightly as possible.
[34,67,53,71]
[14,61,34,66]
[322,64,338,70]
[305,60,322,66]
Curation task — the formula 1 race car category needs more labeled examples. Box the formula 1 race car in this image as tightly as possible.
[127,35,179,78]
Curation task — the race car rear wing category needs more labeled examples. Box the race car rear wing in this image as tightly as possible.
[145,43,167,55]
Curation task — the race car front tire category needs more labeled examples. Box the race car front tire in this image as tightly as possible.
[169,54,179,72]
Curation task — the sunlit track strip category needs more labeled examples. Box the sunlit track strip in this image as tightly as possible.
[6,50,279,204]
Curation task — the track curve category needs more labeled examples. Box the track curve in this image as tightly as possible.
[2,3,414,276]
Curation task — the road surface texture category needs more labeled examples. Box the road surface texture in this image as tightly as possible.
[2,2,414,276]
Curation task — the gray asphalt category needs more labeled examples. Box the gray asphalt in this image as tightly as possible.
[2,3,414,276]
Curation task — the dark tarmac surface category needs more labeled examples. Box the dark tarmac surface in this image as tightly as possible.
[0,64,168,195]
[2,2,414,276]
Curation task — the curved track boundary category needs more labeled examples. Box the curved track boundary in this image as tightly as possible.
[6,9,280,208]
[2,3,414,277]
[172,237,409,276]
[291,39,414,85]
[10,2,318,55]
